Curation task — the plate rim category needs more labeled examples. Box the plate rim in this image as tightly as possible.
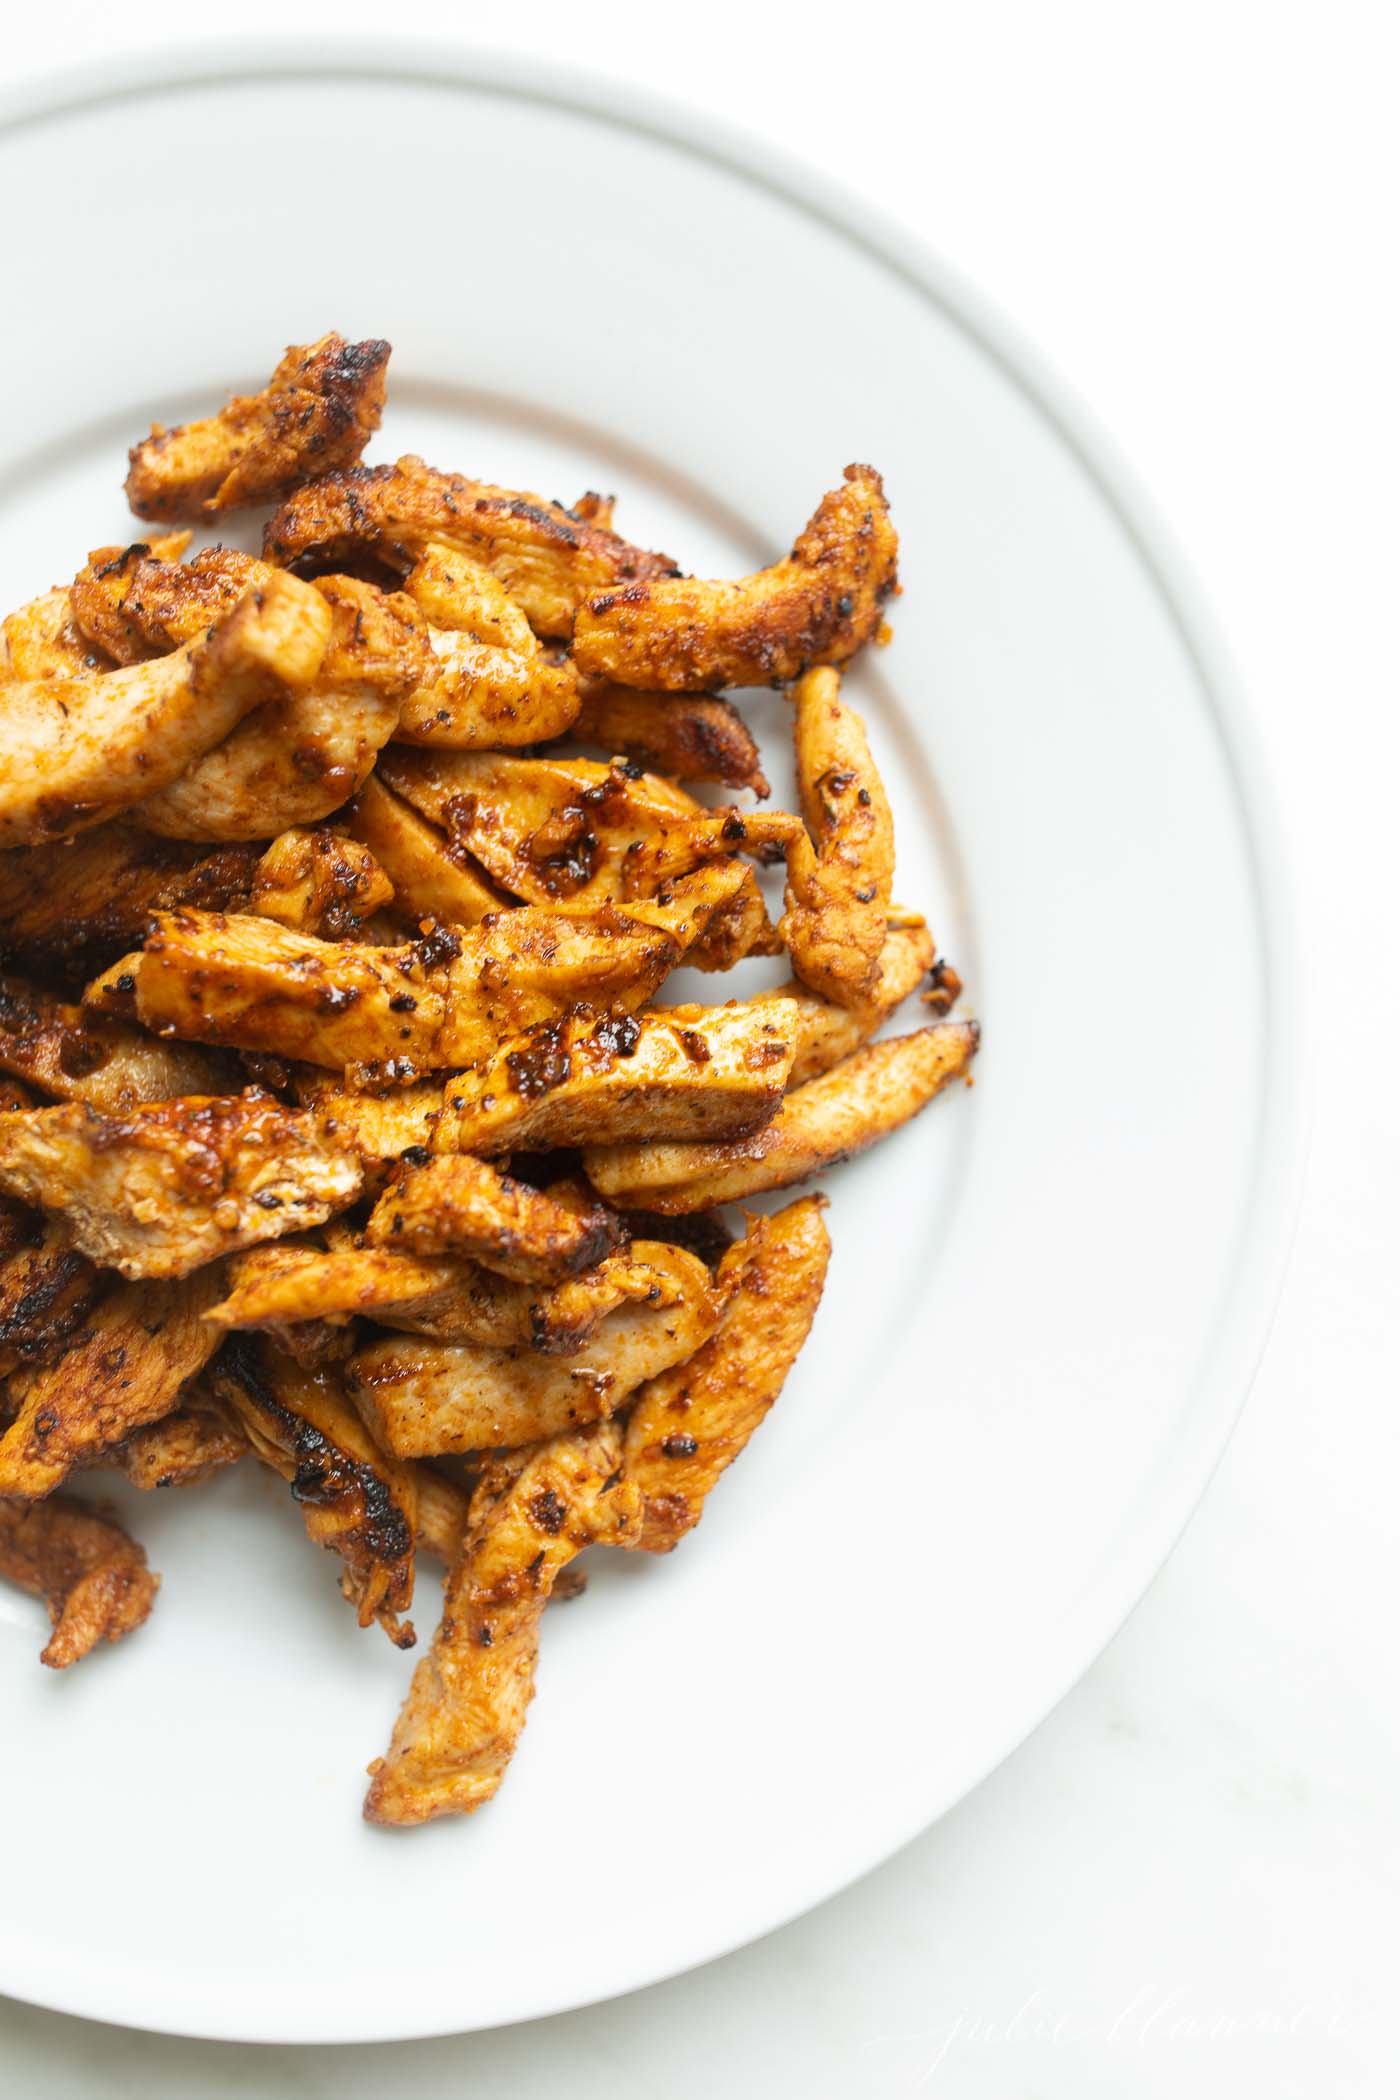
[0,36,1310,2045]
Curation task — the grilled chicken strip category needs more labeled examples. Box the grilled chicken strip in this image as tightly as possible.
[98,1388,248,1489]
[584,1020,980,1211]
[0,571,332,848]
[206,1237,685,1353]
[623,1197,831,1550]
[363,1420,639,1824]
[1,534,188,680]
[0,1493,158,1667]
[100,876,737,1072]
[377,748,793,912]
[344,775,503,930]
[0,1202,101,1379]
[207,1337,419,1645]
[0,1269,225,1497]
[740,915,937,1090]
[0,826,259,982]
[396,541,581,746]
[263,454,678,638]
[133,574,428,841]
[125,333,390,521]
[431,998,799,1156]
[347,1243,720,1456]
[291,1074,448,1163]
[1,585,113,679]
[365,1156,622,1280]
[248,827,395,940]
[0,972,232,1111]
[572,464,898,690]
[572,680,770,794]
[0,1092,362,1280]
[779,666,896,1012]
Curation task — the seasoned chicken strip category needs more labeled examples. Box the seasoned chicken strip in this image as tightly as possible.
[2,535,188,680]
[584,1021,980,1210]
[109,878,732,1072]
[264,455,679,638]
[292,1074,448,1163]
[758,914,937,1087]
[248,827,395,940]
[0,571,332,847]
[0,1269,225,1497]
[345,775,503,930]
[98,1388,248,1489]
[573,680,770,794]
[347,1243,720,1455]
[396,541,581,746]
[0,1493,158,1667]
[0,1092,362,1280]
[2,586,112,680]
[0,1205,101,1379]
[779,666,895,1011]
[363,1420,639,1824]
[0,826,258,981]
[623,1197,831,1550]
[66,533,206,663]
[365,1155,622,1280]
[572,464,898,690]
[132,575,427,841]
[376,749,792,912]
[432,998,799,1155]
[206,1237,684,1353]
[0,972,231,1111]
[125,333,390,521]
[208,1337,419,1644]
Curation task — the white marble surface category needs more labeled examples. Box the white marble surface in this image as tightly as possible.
[2,4,1396,2092]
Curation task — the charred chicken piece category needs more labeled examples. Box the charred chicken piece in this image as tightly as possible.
[263,454,678,638]
[125,333,390,521]
[779,666,896,1012]
[207,1336,419,1646]
[363,1420,639,1824]
[623,1197,831,1549]
[0,1092,362,1280]
[572,464,898,690]
[346,1242,720,1456]
[0,1493,159,1667]
[0,572,332,848]
[365,1155,622,1280]
[0,1269,226,1498]
[584,1021,979,1211]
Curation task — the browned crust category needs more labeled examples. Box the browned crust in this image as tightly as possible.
[571,465,898,690]
[0,1269,226,1498]
[0,1492,159,1667]
[98,1389,248,1490]
[207,1335,418,1645]
[0,827,259,984]
[125,334,390,522]
[366,1155,623,1281]
[263,455,679,638]
[572,681,770,793]
[0,1207,101,1379]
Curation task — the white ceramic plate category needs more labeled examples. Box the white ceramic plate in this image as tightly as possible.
[0,44,1304,2044]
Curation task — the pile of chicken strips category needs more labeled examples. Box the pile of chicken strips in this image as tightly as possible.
[0,335,977,1824]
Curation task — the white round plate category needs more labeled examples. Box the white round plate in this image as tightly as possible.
[0,44,1304,2044]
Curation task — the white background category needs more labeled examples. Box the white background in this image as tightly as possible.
[2,3,1395,2094]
